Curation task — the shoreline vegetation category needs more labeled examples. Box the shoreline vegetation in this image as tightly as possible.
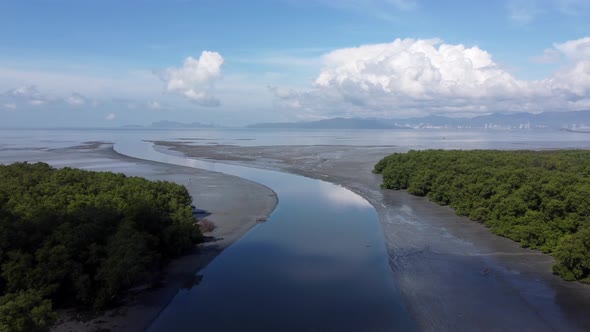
[0,162,202,331]
[374,149,590,283]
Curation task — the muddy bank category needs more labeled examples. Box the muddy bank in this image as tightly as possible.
[0,143,277,332]
[155,141,590,332]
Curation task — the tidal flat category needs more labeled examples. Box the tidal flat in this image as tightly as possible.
[0,143,277,332]
[155,141,590,332]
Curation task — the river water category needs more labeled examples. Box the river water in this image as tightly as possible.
[114,139,416,331]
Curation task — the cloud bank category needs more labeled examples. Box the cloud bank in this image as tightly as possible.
[0,86,99,112]
[160,51,225,107]
[0,86,159,122]
[273,37,590,118]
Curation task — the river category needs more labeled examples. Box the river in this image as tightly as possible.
[114,139,417,331]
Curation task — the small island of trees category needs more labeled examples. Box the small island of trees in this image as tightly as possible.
[374,149,590,283]
[0,162,202,331]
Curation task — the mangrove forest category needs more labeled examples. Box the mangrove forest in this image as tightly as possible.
[0,162,202,331]
[374,149,590,283]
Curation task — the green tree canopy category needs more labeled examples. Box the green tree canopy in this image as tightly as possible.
[0,162,202,330]
[374,150,590,283]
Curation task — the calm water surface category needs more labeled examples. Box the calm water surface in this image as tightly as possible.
[115,140,416,331]
[2,127,590,150]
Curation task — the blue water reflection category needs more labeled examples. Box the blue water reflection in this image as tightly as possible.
[114,140,416,331]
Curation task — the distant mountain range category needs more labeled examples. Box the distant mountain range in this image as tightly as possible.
[150,120,217,128]
[249,118,402,129]
[121,110,590,130]
[247,110,590,130]
[122,121,217,129]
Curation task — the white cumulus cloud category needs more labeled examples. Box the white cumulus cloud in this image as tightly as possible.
[315,38,526,99]
[274,37,590,118]
[105,113,116,121]
[1,85,49,108]
[538,37,590,100]
[65,92,87,106]
[9,86,42,98]
[545,59,590,98]
[0,86,95,110]
[554,37,590,60]
[159,51,224,107]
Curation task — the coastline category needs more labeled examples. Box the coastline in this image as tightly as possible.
[0,143,278,332]
[154,141,590,332]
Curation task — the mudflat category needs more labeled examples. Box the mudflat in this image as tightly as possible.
[0,143,277,332]
[155,141,590,332]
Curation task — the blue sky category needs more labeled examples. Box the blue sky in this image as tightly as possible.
[1,0,589,127]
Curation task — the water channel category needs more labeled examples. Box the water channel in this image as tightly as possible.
[115,140,417,331]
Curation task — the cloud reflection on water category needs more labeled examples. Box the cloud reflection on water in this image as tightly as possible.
[316,180,372,208]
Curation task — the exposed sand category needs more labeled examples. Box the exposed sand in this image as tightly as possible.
[0,143,277,332]
[154,141,590,332]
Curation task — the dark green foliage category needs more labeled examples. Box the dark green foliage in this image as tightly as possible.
[0,290,56,332]
[0,162,202,329]
[553,228,590,283]
[374,150,590,282]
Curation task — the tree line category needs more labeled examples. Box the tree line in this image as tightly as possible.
[0,162,202,331]
[374,149,590,283]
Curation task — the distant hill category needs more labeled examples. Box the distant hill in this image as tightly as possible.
[150,121,217,128]
[121,121,217,129]
[247,110,590,130]
[248,118,403,129]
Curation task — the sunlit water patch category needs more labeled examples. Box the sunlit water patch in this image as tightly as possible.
[114,140,417,332]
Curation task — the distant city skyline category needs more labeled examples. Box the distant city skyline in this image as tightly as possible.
[1,0,589,127]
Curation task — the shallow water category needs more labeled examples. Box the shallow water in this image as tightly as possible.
[2,127,590,150]
[114,140,416,331]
